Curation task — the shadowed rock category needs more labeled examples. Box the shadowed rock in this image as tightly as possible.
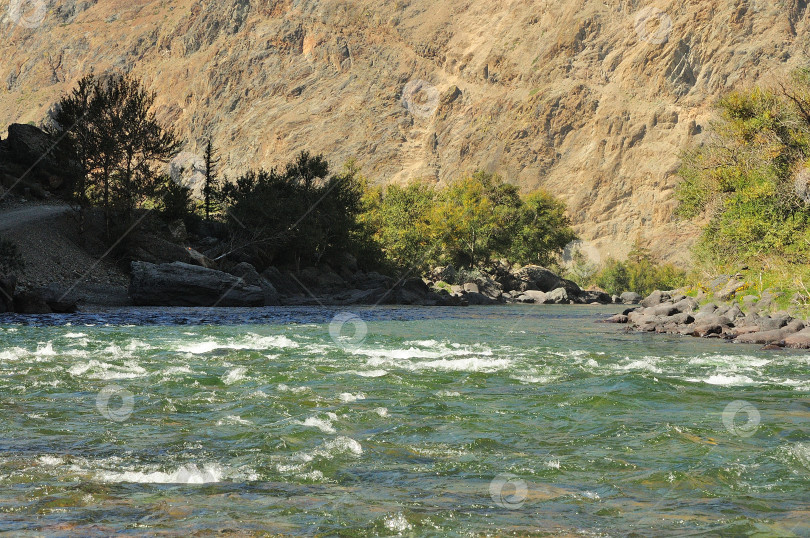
[130,261,265,307]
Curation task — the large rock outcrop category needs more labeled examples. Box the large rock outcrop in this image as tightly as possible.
[4,1,810,262]
[129,261,265,307]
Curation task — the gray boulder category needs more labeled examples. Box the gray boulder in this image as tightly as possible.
[229,262,280,305]
[515,290,547,304]
[130,261,264,307]
[545,287,570,304]
[784,328,810,349]
[261,267,301,296]
[514,265,581,295]
[620,292,642,304]
[580,290,612,304]
[641,290,670,308]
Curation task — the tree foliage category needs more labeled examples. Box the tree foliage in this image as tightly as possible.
[220,152,377,269]
[677,70,810,265]
[50,73,180,233]
[365,172,577,272]
[592,240,686,296]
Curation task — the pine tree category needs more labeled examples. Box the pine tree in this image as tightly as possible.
[203,138,221,220]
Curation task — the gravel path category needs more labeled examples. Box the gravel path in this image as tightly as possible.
[0,204,72,231]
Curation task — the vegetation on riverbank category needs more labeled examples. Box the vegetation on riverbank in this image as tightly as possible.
[676,68,810,316]
[41,72,586,283]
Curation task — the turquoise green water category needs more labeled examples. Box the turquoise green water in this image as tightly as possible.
[0,305,808,536]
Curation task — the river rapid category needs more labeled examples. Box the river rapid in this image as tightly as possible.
[0,305,808,536]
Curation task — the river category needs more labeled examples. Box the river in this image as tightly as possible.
[1,305,808,535]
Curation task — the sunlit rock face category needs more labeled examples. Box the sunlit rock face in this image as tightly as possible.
[3,0,807,263]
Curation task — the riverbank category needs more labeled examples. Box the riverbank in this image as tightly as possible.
[0,198,637,312]
[607,288,810,350]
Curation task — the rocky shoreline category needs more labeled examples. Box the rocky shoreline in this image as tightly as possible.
[1,255,641,314]
[606,289,810,350]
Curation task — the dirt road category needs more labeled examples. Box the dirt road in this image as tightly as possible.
[0,204,72,232]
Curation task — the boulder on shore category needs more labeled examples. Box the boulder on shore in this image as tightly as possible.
[130,261,265,307]
[515,265,581,295]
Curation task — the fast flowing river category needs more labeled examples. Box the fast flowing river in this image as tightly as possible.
[0,305,808,536]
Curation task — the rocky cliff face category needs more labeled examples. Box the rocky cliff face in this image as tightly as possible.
[2,0,808,263]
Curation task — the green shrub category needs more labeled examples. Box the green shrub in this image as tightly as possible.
[592,242,686,296]
[677,71,810,266]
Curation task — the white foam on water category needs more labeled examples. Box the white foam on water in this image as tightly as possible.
[374,407,389,417]
[546,459,561,469]
[339,392,365,402]
[352,369,388,378]
[436,390,461,397]
[162,365,192,376]
[404,339,442,347]
[177,334,299,354]
[366,355,511,373]
[177,341,220,354]
[701,374,757,386]
[217,415,252,426]
[384,513,413,533]
[98,463,225,484]
[278,384,310,393]
[64,332,87,338]
[788,443,810,470]
[38,455,64,466]
[223,367,247,384]
[35,342,57,357]
[512,374,557,384]
[125,339,152,352]
[318,436,363,457]
[776,378,810,391]
[581,491,600,500]
[688,354,770,369]
[353,340,496,363]
[0,347,27,362]
[614,357,662,374]
[68,359,147,380]
[299,416,336,433]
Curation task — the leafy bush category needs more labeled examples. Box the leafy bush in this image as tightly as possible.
[677,71,810,266]
[220,153,380,269]
[366,172,577,272]
[592,242,686,296]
